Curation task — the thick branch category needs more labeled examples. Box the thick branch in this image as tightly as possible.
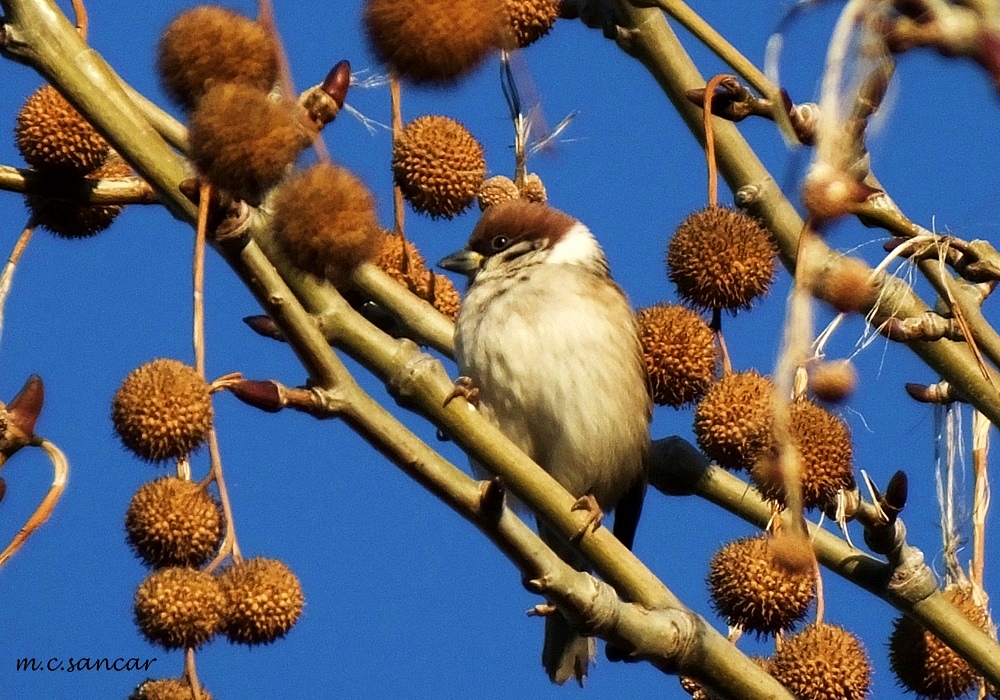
[0,165,158,203]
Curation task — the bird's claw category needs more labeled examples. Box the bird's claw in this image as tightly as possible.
[444,376,479,409]
[571,494,604,539]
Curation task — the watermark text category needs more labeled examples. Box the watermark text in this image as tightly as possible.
[16,656,158,673]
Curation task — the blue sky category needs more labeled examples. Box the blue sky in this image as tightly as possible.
[2,1,1000,698]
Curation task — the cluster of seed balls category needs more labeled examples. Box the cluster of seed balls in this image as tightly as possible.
[159,5,376,284]
[363,0,560,86]
[14,84,132,238]
[634,203,857,511]
[111,359,303,691]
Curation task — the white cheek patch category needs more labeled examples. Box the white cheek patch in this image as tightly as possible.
[544,222,603,266]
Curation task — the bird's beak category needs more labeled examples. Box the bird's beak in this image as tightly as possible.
[437,249,485,277]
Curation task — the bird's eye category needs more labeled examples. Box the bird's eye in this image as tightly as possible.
[491,235,510,251]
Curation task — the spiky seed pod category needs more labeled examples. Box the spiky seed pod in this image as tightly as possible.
[375,230,433,297]
[769,623,871,700]
[667,206,776,313]
[502,0,559,48]
[15,85,109,175]
[271,163,380,283]
[520,172,547,203]
[750,399,855,510]
[156,5,279,112]
[134,567,224,649]
[125,477,223,569]
[707,535,816,637]
[128,678,213,700]
[694,370,774,470]
[219,557,303,645]
[430,273,461,321]
[636,304,718,407]
[372,231,460,319]
[27,155,132,239]
[188,83,311,203]
[363,0,502,84]
[393,115,486,219]
[112,359,213,463]
[809,360,857,403]
[478,175,519,210]
[889,583,990,699]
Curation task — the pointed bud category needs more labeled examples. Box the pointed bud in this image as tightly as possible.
[243,315,286,341]
[883,470,908,518]
[322,61,352,109]
[229,379,285,413]
[8,374,43,438]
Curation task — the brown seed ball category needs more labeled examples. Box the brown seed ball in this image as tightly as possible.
[478,175,519,210]
[375,230,433,297]
[430,273,461,321]
[801,162,869,223]
[125,477,222,569]
[112,359,213,463]
[750,399,855,511]
[363,0,502,84]
[809,360,857,403]
[27,155,131,239]
[393,115,486,219]
[889,583,990,699]
[667,206,777,313]
[134,567,224,649]
[812,256,876,314]
[694,370,774,471]
[271,163,380,283]
[372,231,459,319]
[502,0,559,48]
[769,623,871,700]
[707,535,815,637]
[129,678,213,700]
[15,85,109,175]
[188,83,310,203]
[519,172,547,203]
[219,557,303,645]
[635,304,718,407]
[156,5,279,112]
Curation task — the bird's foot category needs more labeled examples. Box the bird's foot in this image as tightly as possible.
[444,375,479,409]
[527,603,557,617]
[571,494,604,540]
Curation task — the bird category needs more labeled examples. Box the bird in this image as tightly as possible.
[438,200,652,686]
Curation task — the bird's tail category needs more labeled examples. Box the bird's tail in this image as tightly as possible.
[538,524,596,686]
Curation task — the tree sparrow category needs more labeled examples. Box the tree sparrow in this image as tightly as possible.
[438,201,652,686]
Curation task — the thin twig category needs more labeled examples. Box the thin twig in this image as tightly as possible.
[971,409,990,592]
[0,219,36,350]
[710,308,732,374]
[501,52,528,188]
[184,647,204,700]
[389,71,405,238]
[194,183,209,379]
[702,73,729,208]
[70,0,87,40]
[204,428,240,572]
[0,438,68,568]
